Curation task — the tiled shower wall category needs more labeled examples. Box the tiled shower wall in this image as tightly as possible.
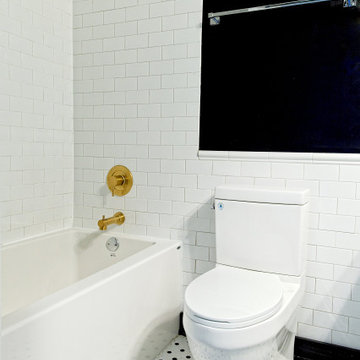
[73,0,360,350]
[0,0,74,243]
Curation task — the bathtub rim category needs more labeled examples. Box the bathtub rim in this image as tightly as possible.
[2,227,182,335]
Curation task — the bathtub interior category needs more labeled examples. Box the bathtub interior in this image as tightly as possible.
[1,229,154,317]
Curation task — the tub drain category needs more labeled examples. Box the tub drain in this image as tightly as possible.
[106,237,120,252]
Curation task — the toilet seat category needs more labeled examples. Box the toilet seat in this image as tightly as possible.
[185,266,283,329]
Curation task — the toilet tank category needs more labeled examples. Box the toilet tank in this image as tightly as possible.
[215,185,309,276]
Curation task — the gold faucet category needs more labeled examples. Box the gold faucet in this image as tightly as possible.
[98,212,125,231]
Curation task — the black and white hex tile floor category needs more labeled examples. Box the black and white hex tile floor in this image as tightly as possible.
[154,335,192,360]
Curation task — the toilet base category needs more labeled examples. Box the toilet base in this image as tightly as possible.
[187,323,295,360]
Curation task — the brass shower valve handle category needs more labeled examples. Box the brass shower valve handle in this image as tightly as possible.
[98,212,125,231]
[115,174,125,184]
[107,165,133,197]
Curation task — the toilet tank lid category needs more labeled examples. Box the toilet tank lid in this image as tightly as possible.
[215,185,309,205]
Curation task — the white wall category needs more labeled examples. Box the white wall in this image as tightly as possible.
[73,0,360,350]
[0,0,74,243]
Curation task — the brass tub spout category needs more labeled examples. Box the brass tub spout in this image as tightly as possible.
[98,212,125,231]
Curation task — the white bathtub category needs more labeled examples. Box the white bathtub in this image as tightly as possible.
[1,228,183,360]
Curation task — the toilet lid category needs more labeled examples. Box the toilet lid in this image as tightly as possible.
[185,266,283,329]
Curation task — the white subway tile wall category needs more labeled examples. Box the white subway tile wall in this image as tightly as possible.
[1,0,360,351]
[0,0,73,243]
[72,0,360,349]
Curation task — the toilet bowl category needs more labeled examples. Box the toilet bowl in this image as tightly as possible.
[184,265,304,360]
[183,185,309,360]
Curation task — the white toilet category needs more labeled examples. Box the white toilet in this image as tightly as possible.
[184,185,309,360]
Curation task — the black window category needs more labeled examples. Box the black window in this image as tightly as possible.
[199,0,360,153]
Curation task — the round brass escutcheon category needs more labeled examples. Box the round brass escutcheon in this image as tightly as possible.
[107,165,133,197]
[113,212,125,225]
